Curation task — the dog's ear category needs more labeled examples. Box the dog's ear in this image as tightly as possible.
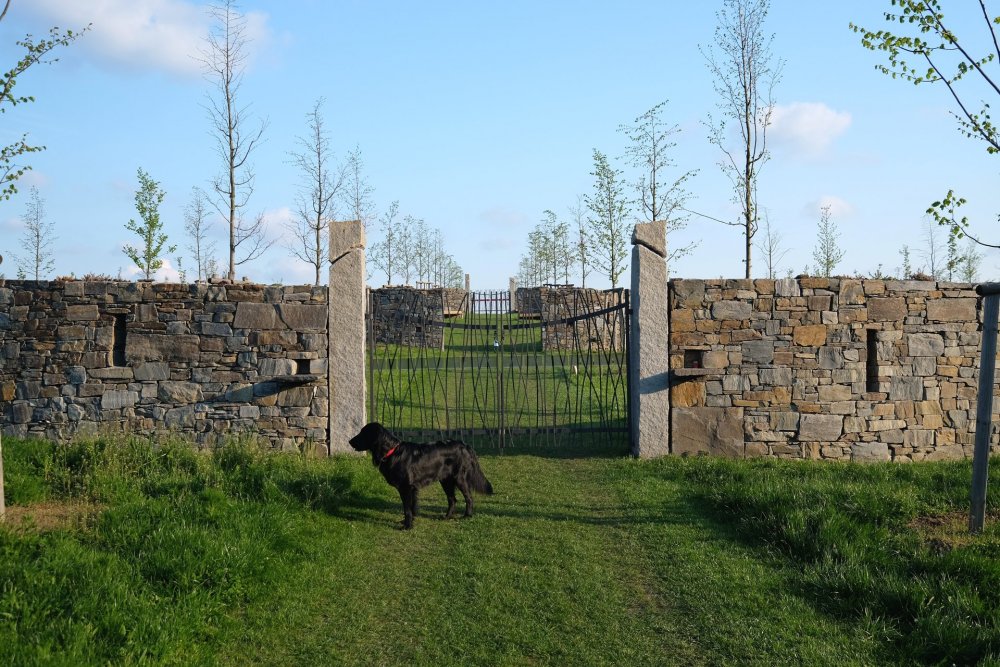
[373,423,389,448]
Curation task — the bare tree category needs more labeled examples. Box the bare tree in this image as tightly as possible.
[702,0,783,278]
[184,187,217,282]
[620,100,698,268]
[921,215,945,278]
[754,212,788,279]
[341,145,376,231]
[285,98,345,285]
[200,0,271,280]
[15,186,56,280]
[397,214,419,286]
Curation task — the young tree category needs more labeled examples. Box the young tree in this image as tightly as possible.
[958,238,984,283]
[15,186,56,280]
[754,212,788,279]
[184,187,217,282]
[812,205,845,278]
[286,98,345,286]
[201,0,271,280]
[0,2,88,202]
[898,244,914,279]
[703,0,783,278]
[341,145,376,231]
[853,2,1000,248]
[370,200,402,285]
[568,195,590,288]
[397,214,419,286]
[124,168,175,281]
[585,150,631,288]
[620,100,698,266]
[920,215,945,278]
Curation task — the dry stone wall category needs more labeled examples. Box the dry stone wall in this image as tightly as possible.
[669,278,994,462]
[0,280,330,452]
[516,286,627,351]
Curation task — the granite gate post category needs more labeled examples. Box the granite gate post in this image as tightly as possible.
[329,220,366,453]
[629,221,670,457]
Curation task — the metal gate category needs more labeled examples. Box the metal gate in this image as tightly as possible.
[366,287,630,451]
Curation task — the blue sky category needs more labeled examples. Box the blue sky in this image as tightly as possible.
[0,1,997,288]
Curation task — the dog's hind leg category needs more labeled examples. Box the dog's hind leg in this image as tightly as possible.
[441,478,458,519]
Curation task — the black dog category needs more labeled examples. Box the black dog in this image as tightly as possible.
[349,422,494,529]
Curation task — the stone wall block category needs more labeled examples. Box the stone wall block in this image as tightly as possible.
[278,304,328,331]
[672,407,744,457]
[157,381,204,404]
[711,300,752,320]
[798,414,843,441]
[907,333,945,357]
[233,303,281,329]
[852,442,890,462]
[101,390,138,410]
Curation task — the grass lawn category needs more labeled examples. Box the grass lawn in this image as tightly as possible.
[2,435,999,665]
[368,312,629,447]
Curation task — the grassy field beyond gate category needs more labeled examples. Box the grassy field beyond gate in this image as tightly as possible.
[2,435,1000,665]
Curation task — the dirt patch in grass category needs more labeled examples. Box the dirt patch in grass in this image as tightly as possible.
[1,501,103,533]
[908,511,999,554]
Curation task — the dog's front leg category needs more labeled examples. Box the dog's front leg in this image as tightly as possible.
[400,486,418,529]
[397,487,414,529]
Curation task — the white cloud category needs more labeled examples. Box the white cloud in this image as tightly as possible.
[803,195,856,220]
[770,102,852,159]
[28,0,270,77]
[123,257,181,281]
[259,206,295,243]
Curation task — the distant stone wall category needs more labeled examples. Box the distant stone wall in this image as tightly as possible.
[0,280,330,452]
[669,278,994,462]
[516,286,626,351]
[369,287,451,348]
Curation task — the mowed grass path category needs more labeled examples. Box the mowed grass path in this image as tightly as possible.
[10,437,1000,664]
[220,450,879,666]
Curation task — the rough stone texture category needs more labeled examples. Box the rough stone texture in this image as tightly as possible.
[927,298,977,322]
[0,279,329,453]
[630,222,670,458]
[672,406,744,457]
[329,220,366,453]
[668,278,991,462]
[799,414,844,441]
[632,219,666,257]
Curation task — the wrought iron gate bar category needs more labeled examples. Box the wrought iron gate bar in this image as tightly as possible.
[419,302,629,330]
[366,287,630,451]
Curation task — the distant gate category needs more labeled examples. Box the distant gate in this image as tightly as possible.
[366,287,630,451]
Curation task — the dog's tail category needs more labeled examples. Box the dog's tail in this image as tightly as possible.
[464,447,494,495]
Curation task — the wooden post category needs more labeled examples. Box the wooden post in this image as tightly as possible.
[971,283,1000,533]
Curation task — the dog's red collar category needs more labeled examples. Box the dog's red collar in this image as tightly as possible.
[379,446,398,464]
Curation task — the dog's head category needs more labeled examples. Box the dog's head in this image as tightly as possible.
[349,422,388,452]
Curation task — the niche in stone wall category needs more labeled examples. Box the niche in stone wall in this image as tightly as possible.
[112,314,127,367]
[683,349,705,369]
[865,329,879,392]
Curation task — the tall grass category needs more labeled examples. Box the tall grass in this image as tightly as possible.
[644,456,1000,665]
[0,434,370,665]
